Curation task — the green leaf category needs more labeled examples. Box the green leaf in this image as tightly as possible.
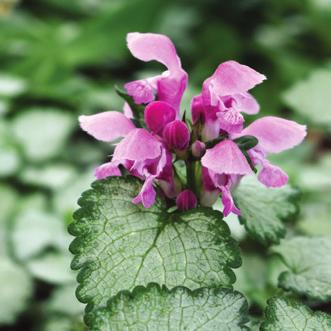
[272,236,331,302]
[0,73,26,97]
[261,297,331,331]
[283,67,331,129]
[0,185,18,255]
[47,283,84,316]
[0,257,33,325]
[234,176,298,245]
[27,251,75,284]
[0,120,21,177]
[88,284,249,331]
[12,108,75,162]
[234,135,259,150]
[12,208,71,261]
[19,163,77,190]
[69,177,241,312]
[234,254,276,308]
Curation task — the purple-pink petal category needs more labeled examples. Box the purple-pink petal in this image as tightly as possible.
[201,140,253,175]
[144,101,176,134]
[241,116,307,154]
[258,162,289,188]
[132,176,156,208]
[232,92,260,115]
[113,128,162,162]
[220,186,240,217]
[127,32,181,72]
[95,162,121,180]
[124,80,155,104]
[217,109,244,134]
[205,60,266,97]
[79,111,135,142]
[126,32,188,111]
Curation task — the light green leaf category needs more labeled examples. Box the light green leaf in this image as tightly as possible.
[19,163,77,190]
[12,108,75,162]
[0,257,33,325]
[234,176,298,245]
[12,208,71,260]
[70,177,241,312]
[0,185,18,255]
[0,74,26,97]
[47,283,84,316]
[283,67,331,128]
[27,251,75,284]
[88,284,249,331]
[0,120,21,177]
[261,297,331,331]
[298,197,331,236]
[53,170,94,216]
[272,236,331,301]
[234,254,275,308]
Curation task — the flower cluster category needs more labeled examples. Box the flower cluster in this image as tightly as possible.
[80,32,306,216]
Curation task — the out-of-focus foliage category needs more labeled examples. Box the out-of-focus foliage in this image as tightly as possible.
[1,0,331,330]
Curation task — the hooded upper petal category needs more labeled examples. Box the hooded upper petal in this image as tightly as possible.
[204,60,266,98]
[127,32,181,71]
[201,140,253,175]
[113,128,162,162]
[79,111,135,142]
[241,116,307,154]
[126,32,188,111]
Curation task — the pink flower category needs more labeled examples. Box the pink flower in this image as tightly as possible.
[192,61,266,139]
[79,32,307,216]
[124,33,188,112]
[201,140,252,216]
[236,116,307,188]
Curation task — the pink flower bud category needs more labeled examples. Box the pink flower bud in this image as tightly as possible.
[163,120,190,150]
[144,101,176,134]
[191,140,206,158]
[176,189,197,211]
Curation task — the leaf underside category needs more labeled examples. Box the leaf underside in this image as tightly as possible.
[69,177,241,313]
[234,176,298,245]
[261,296,331,331]
[272,236,331,302]
[88,284,249,331]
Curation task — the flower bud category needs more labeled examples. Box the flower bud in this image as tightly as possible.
[191,140,206,158]
[163,120,190,150]
[144,101,176,134]
[176,189,197,211]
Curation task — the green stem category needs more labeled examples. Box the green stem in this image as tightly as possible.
[186,160,201,199]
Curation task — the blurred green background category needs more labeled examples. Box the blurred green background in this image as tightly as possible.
[0,0,330,330]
